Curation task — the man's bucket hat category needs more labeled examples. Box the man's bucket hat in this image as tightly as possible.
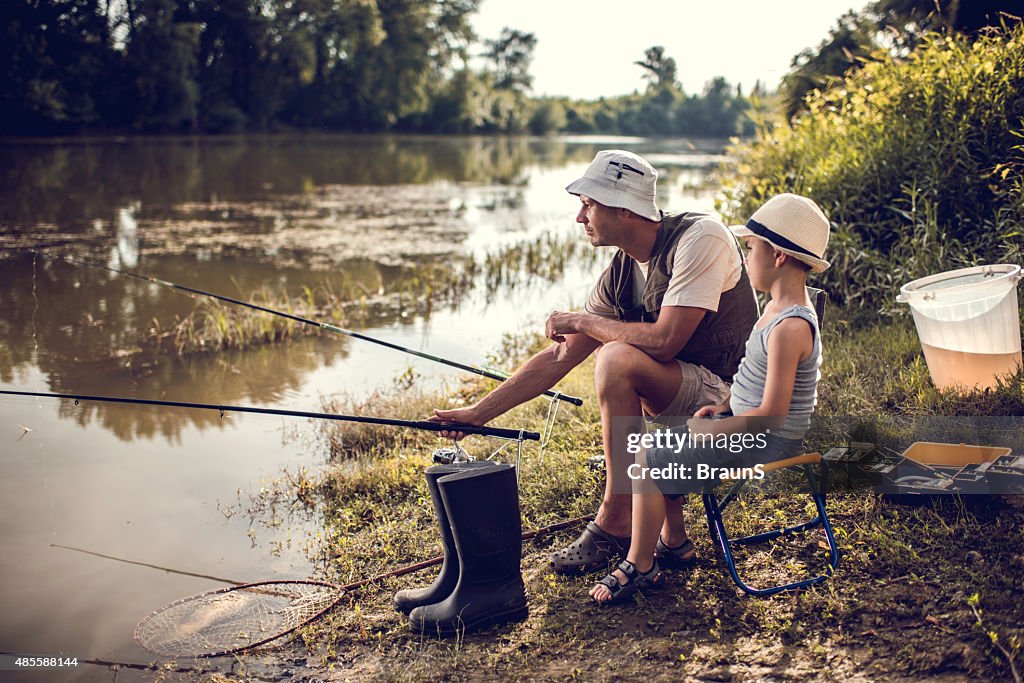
[565,150,660,221]
[731,193,831,272]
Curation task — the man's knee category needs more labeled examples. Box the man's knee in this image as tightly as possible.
[594,341,647,391]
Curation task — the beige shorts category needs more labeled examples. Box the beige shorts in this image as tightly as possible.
[645,361,731,428]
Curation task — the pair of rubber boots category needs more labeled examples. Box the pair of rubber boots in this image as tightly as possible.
[394,461,528,635]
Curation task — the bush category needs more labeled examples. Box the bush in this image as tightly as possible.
[528,98,567,135]
[720,23,1024,309]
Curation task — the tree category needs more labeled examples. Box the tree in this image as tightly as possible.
[873,0,1016,45]
[781,1,1022,120]
[127,0,200,131]
[781,11,878,120]
[484,27,536,93]
[0,0,125,133]
[528,98,566,135]
[635,46,677,93]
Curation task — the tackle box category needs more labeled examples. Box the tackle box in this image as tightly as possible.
[899,442,1021,495]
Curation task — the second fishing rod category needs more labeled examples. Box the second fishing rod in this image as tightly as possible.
[46,252,583,407]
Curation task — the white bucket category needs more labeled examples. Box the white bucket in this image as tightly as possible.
[896,264,1023,391]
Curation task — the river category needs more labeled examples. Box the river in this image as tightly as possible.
[0,134,728,678]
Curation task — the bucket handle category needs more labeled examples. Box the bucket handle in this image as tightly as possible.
[896,290,936,304]
[896,266,1022,304]
[982,264,1024,282]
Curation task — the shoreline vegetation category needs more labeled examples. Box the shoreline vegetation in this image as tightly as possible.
[719,23,1024,312]
[132,230,601,358]
[2,3,755,138]
[234,21,1024,681]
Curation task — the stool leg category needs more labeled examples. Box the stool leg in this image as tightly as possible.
[703,464,840,597]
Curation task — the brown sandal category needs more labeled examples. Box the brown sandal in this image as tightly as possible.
[550,522,631,575]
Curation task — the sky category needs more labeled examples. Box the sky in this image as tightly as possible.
[471,0,868,99]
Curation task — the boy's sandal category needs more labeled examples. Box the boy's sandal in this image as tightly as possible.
[550,522,631,575]
[593,559,661,604]
[655,536,697,570]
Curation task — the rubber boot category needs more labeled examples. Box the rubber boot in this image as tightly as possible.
[393,461,499,614]
[409,463,528,635]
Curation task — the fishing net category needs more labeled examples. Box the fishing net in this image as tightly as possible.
[134,581,344,658]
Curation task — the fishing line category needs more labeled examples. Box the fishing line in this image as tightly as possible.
[51,544,248,586]
[27,251,59,544]
[540,391,563,453]
[482,431,526,483]
[39,251,583,407]
[31,250,39,366]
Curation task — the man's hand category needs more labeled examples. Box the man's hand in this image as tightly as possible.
[545,311,583,343]
[428,406,484,441]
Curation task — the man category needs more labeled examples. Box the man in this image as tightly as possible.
[431,150,758,574]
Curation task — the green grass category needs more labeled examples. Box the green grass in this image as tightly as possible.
[228,324,1024,682]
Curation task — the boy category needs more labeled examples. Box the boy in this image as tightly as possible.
[590,193,831,603]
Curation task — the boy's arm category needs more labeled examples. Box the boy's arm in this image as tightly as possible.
[688,317,812,435]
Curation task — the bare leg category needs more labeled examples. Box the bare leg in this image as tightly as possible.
[591,449,666,601]
[592,342,683,538]
[590,469,666,601]
[660,496,691,548]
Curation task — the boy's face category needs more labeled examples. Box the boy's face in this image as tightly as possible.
[743,236,779,291]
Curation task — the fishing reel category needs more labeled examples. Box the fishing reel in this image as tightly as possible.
[432,441,475,464]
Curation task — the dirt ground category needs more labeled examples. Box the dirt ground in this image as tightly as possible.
[198,492,1024,683]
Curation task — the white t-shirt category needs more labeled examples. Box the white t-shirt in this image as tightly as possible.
[585,217,742,318]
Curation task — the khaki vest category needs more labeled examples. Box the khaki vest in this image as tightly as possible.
[593,212,758,381]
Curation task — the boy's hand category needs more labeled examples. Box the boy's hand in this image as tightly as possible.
[693,403,730,418]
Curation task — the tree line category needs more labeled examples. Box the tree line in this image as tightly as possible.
[1,0,756,137]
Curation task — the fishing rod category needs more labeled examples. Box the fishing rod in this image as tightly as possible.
[0,390,540,441]
[42,252,583,407]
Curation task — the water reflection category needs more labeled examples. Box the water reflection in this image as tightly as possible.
[0,252,356,440]
[0,135,728,443]
[0,135,725,252]
[114,202,140,268]
[0,136,564,232]
[50,340,351,443]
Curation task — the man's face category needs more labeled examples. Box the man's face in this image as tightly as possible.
[575,196,620,247]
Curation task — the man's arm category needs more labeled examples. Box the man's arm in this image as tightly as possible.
[546,305,706,363]
[431,331,600,429]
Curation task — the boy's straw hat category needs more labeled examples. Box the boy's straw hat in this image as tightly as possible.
[731,193,831,272]
[565,150,660,221]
